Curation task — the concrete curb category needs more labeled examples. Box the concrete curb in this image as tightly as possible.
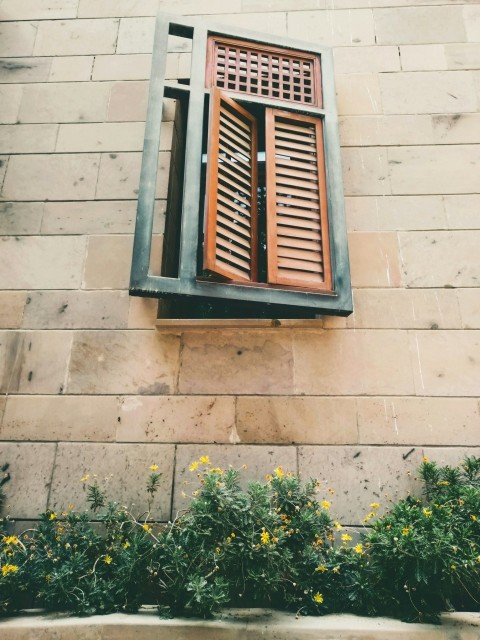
[1,608,480,639]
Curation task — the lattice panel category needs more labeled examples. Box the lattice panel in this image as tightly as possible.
[265,109,332,290]
[207,37,321,107]
[204,90,258,283]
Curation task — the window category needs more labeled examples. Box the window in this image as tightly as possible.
[130,14,352,320]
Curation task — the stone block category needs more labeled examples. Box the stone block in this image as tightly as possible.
[389,145,480,195]
[22,291,130,329]
[345,195,447,232]
[173,444,298,512]
[18,82,111,123]
[210,12,287,36]
[357,397,480,446]
[0,330,72,394]
[432,114,480,144]
[49,56,94,82]
[0,236,86,289]
[445,44,480,70]
[0,57,52,83]
[116,17,155,54]
[0,443,56,519]
[0,0,78,20]
[298,446,423,524]
[82,235,134,289]
[67,331,180,395]
[334,46,400,74]
[243,0,322,10]
[0,202,44,234]
[48,443,175,520]
[380,71,477,115]
[56,121,172,153]
[0,21,37,56]
[410,330,480,397]
[341,147,389,196]
[34,18,119,56]
[78,0,159,18]
[95,152,170,200]
[128,296,158,329]
[2,153,99,201]
[287,9,375,47]
[159,0,242,14]
[1,395,118,442]
[458,290,480,330]
[339,115,434,147]
[293,330,415,395]
[348,232,401,287]
[400,45,447,71]
[107,81,149,121]
[422,447,480,469]
[236,396,357,444]
[463,5,480,43]
[92,54,152,81]
[117,396,236,443]
[399,231,480,288]
[0,155,7,187]
[0,124,58,153]
[0,292,26,328]
[0,85,22,123]
[348,289,461,330]
[374,6,466,45]
[444,195,480,230]
[178,332,294,395]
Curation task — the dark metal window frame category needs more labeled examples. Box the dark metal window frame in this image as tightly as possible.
[130,12,352,316]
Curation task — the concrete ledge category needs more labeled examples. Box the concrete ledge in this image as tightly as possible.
[1,608,480,640]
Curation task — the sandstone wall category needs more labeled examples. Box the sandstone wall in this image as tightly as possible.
[0,0,479,527]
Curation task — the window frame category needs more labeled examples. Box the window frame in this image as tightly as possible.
[130,12,352,317]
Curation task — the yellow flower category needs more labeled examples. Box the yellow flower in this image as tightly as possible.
[123,541,130,549]
[149,464,158,471]
[354,543,364,555]
[104,555,113,565]
[45,574,52,582]
[402,528,410,536]
[341,533,352,542]
[451,564,457,571]
[260,529,270,545]
[471,515,478,521]
[199,456,210,464]
[333,566,340,574]
[333,521,342,530]
[142,524,153,534]
[370,503,380,510]
[315,564,328,572]
[2,564,18,576]
[476,556,480,564]
[274,466,284,478]
[321,500,331,510]
[438,480,449,486]
[80,475,90,482]
[215,547,221,553]
[423,509,432,517]
[265,474,272,481]
[49,512,57,520]
[423,457,429,463]
[362,512,375,523]
[313,592,324,604]
[209,467,224,474]
[189,461,199,472]
[231,532,236,538]
[3,536,19,545]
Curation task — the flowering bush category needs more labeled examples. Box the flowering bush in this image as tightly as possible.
[0,456,479,621]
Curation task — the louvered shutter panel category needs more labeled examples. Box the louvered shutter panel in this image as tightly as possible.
[265,108,332,291]
[203,89,258,283]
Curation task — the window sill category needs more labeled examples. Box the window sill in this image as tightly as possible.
[155,318,323,330]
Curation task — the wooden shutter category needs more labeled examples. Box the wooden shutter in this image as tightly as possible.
[203,89,258,283]
[265,108,332,291]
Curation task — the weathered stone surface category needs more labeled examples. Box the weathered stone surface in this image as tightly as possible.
[82,235,134,289]
[0,21,37,56]
[0,292,26,328]
[173,444,298,512]
[0,155,7,187]
[334,46,400,74]
[287,9,375,46]
[49,56,94,82]
[48,443,175,520]
[78,0,159,18]
[380,72,477,115]
[236,397,357,444]
[457,290,480,329]
[116,17,155,54]
[0,0,78,20]
[464,5,480,43]
[179,332,294,395]
[399,231,480,287]
[243,0,322,11]
[298,446,423,523]
[400,45,447,71]
[293,330,415,395]
[95,152,170,200]
[357,397,480,446]
[445,44,480,70]
[1,395,118,441]
[117,396,236,443]
[0,236,86,289]
[159,0,242,14]
[422,447,480,468]
[108,80,149,121]
[410,330,480,397]
[67,331,180,395]
[22,291,130,329]
[342,147,389,196]
[128,296,158,329]
[339,115,434,147]
[0,85,22,123]
[0,124,58,153]
[432,114,480,144]
[92,54,152,81]
[0,57,52,84]
[18,82,111,123]
[337,74,382,115]
[0,443,56,519]
[345,195,447,232]
[57,122,147,153]
[34,19,119,56]
[348,289,461,329]
[374,6,466,45]
[2,153,99,201]
[0,202,44,234]
[348,233,401,287]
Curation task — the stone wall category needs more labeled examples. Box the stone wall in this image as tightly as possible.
[0,0,479,527]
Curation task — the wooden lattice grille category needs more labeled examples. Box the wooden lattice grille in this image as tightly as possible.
[204,89,258,283]
[265,108,332,291]
[207,37,321,107]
